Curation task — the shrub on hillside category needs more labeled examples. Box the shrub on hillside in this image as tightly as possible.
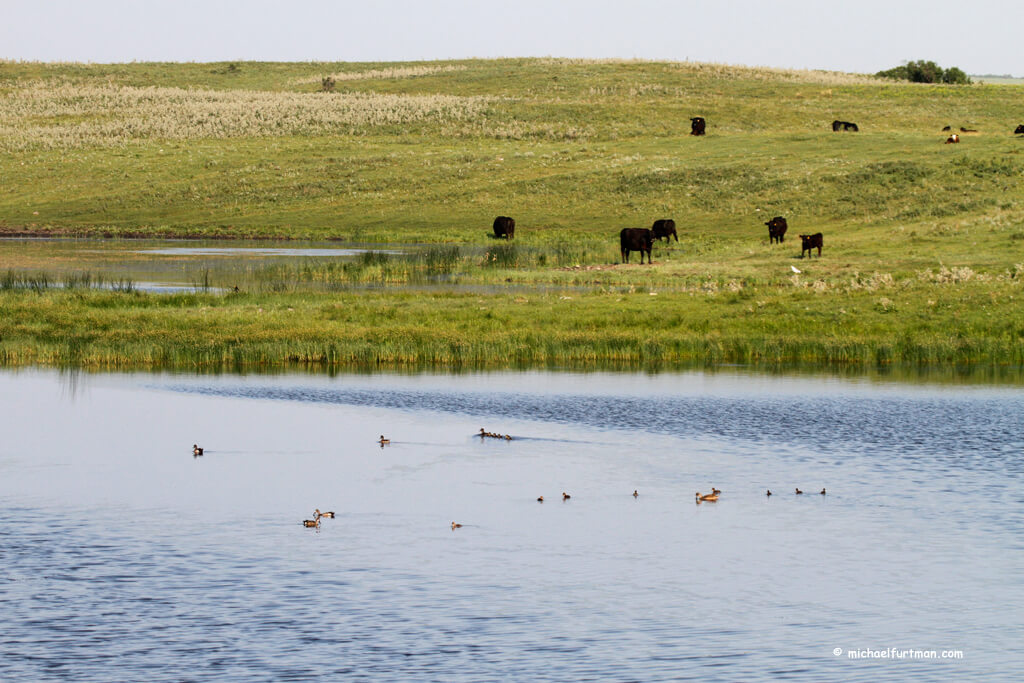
[876,60,971,84]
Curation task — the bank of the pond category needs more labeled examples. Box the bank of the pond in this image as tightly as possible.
[1,285,1021,370]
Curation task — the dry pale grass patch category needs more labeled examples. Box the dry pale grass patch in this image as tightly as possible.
[291,65,468,86]
[0,80,490,150]
[537,58,883,86]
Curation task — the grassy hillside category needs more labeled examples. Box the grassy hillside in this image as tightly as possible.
[1,59,1022,370]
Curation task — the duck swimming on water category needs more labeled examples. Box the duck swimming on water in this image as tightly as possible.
[696,492,719,502]
[795,488,803,495]
[451,522,463,530]
[192,444,203,456]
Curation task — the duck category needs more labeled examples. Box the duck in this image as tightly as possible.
[711,487,721,495]
[766,489,772,497]
[451,522,463,529]
[378,435,390,445]
[820,488,826,495]
[795,488,803,495]
[314,509,335,519]
[537,496,544,502]
[479,428,487,437]
[562,492,571,501]
[192,444,204,456]
[696,492,719,502]
[504,434,512,440]
[302,518,320,529]
[632,490,638,498]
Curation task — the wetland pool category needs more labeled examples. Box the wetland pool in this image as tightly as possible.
[2,368,1022,681]
[0,238,407,292]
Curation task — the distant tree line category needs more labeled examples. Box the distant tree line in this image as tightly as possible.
[876,60,971,84]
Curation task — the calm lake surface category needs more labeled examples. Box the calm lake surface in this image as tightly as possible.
[0,238,405,292]
[2,369,1022,681]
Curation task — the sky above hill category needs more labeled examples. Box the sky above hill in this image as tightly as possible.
[1,0,1018,75]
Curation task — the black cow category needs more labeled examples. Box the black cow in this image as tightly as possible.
[799,233,823,258]
[690,117,706,136]
[959,127,977,133]
[765,216,788,244]
[492,216,515,239]
[620,228,654,264]
[832,120,859,132]
[651,219,678,242]
[1014,124,1024,135]
[942,125,952,132]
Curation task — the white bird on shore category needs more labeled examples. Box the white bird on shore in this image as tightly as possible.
[791,265,801,274]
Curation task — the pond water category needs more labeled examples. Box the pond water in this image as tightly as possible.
[0,238,405,292]
[2,369,1022,681]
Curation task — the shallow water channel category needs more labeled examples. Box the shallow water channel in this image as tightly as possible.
[2,369,1022,681]
[0,238,406,292]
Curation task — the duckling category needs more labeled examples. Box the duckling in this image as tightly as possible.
[766,489,772,497]
[795,488,803,495]
[451,522,463,530]
[537,496,544,502]
[302,518,320,529]
[632,490,638,498]
[711,487,721,495]
[378,435,390,445]
[314,509,335,519]
[696,492,719,502]
[504,434,512,440]
[562,492,571,501]
[820,488,826,495]
[192,444,204,456]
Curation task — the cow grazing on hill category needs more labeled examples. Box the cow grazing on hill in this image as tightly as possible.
[1015,124,1024,135]
[620,228,654,264]
[945,134,960,144]
[832,120,859,132]
[959,127,977,133]
[942,125,952,132]
[492,216,515,239]
[765,216,788,244]
[651,219,678,242]
[799,233,823,258]
[690,117,706,136]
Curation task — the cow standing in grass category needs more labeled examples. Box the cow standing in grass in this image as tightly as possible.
[1015,124,1024,135]
[800,233,823,258]
[690,117,706,136]
[832,120,859,132]
[492,216,515,239]
[620,228,654,264]
[651,219,678,242]
[765,216,788,244]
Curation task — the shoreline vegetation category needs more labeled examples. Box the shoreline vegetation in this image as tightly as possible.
[1,58,1022,373]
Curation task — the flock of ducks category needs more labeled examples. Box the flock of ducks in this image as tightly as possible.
[535,492,573,503]
[302,508,336,530]
[478,428,513,440]
[192,436,829,532]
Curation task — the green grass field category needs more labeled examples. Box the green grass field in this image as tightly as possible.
[1,58,1022,371]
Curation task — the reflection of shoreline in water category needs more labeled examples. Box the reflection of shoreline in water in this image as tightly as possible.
[135,247,404,257]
